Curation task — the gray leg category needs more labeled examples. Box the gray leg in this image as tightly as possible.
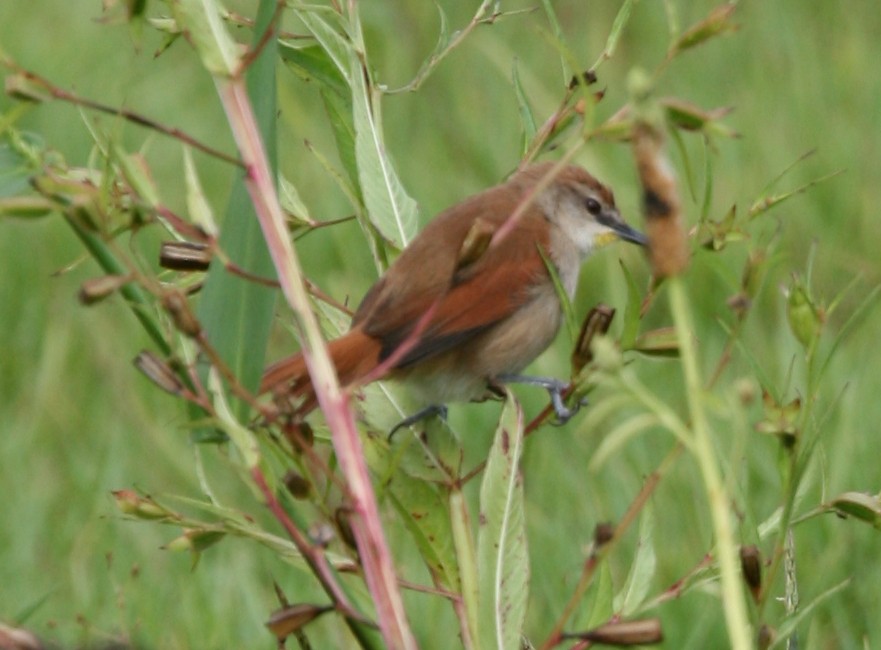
[496,374,585,425]
[389,404,449,440]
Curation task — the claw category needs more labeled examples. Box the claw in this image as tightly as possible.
[388,404,448,440]
[496,374,586,424]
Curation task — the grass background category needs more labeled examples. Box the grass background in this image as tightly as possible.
[1,1,880,648]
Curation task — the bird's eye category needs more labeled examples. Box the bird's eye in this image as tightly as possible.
[585,198,602,215]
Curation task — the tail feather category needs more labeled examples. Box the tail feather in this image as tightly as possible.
[260,328,381,414]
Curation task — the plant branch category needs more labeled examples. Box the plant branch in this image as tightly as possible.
[215,77,416,649]
[670,277,751,649]
[3,62,243,168]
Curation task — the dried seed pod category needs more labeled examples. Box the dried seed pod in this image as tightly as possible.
[78,274,131,305]
[594,521,615,547]
[282,470,312,500]
[572,304,616,373]
[740,544,762,600]
[159,241,212,271]
[161,290,201,337]
[632,123,689,278]
[565,618,664,645]
[265,603,334,641]
[133,350,186,396]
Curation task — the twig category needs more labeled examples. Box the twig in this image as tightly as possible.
[538,444,681,650]
[3,62,243,168]
[251,467,372,626]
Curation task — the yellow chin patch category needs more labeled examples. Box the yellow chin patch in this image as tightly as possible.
[594,231,620,248]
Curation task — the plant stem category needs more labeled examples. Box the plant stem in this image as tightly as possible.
[216,77,415,649]
[669,277,751,649]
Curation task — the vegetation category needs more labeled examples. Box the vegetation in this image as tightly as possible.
[1,1,880,648]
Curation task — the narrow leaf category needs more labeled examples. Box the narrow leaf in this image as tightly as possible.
[183,146,217,236]
[770,579,850,648]
[447,488,479,647]
[478,390,528,650]
[209,370,259,469]
[279,42,348,98]
[0,137,36,198]
[171,0,240,76]
[619,260,642,350]
[592,0,636,70]
[540,0,570,83]
[350,54,419,249]
[389,479,460,590]
[293,9,352,83]
[512,59,537,156]
[539,245,576,341]
[196,0,278,409]
[614,505,657,616]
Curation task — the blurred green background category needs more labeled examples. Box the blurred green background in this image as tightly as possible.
[2,1,880,648]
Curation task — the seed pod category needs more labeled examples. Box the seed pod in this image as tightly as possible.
[78,274,132,305]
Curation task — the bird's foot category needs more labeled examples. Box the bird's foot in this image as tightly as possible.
[388,404,449,440]
[496,374,587,425]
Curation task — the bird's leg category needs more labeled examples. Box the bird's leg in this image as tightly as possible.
[495,374,586,425]
[388,404,449,440]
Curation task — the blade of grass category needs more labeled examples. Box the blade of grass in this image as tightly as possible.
[197,0,278,412]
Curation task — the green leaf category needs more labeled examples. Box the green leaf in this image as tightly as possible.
[350,54,419,249]
[619,260,642,350]
[614,505,656,616]
[512,59,537,157]
[292,9,351,83]
[320,87,359,191]
[581,561,614,630]
[769,579,850,648]
[171,0,240,76]
[451,488,480,646]
[540,0,570,83]
[389,478,460,590]
[478,390,528,650]
[592,0,636,70]
[817,282,881,381]
[279,42,348,98]
[209,370,259,469]
[113,145,160,207]
[830,492,881,529]
[589,412,658,471]
[197,0,278,410]
[633,327,680,358]
[183,146,217,235]
[539,245,576,342]
[0,137,35,198]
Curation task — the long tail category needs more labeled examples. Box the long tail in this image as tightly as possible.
[260,328,381,414]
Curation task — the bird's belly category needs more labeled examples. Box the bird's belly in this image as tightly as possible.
[394,288,562,405]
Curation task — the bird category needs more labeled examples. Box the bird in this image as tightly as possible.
[261,162,646,426]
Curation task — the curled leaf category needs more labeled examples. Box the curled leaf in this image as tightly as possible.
[133,351,186,396]
[830,492,881,529]
[572,304,616,374]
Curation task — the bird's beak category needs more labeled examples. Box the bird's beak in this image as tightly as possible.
[612,221,649,246]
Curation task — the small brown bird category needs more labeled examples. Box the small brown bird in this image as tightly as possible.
[261,162,646,423]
